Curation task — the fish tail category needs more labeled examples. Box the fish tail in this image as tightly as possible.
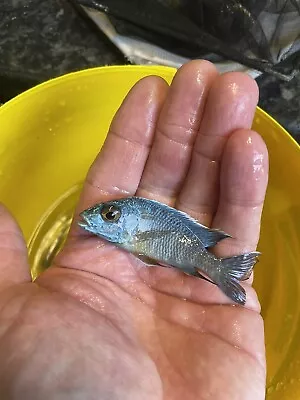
[215,251,260,305]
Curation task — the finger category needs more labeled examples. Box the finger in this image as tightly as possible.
[0,204,30,291]
[176,72,259,226]
[53,241,261,312]
[136,129,268,310]
[212,129,269,285]
[137,264,261,312]
[68,76,168,237]
[136,60,218,205]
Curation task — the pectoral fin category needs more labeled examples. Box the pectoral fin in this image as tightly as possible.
[141,212,154,220]
[135,230,171,242]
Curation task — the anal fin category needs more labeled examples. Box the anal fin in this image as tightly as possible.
[195,269,217,285]
[136,254,159,266]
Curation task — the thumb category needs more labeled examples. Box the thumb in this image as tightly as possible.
[0,203,30,291]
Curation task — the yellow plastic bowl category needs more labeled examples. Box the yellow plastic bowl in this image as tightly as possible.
[0,65,299,397]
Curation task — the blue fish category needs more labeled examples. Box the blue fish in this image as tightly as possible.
[78,197,260,305]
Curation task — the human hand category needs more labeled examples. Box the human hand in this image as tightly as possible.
[0,60,268,400]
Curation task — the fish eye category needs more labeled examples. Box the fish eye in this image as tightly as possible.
[101,205,121,223]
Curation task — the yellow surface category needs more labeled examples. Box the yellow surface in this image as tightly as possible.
[0,65,300,398]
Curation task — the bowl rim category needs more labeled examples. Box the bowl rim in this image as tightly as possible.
[2,64,300,397]
[1,64,299,152]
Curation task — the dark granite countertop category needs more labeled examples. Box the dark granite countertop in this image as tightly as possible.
[1,0,300,142]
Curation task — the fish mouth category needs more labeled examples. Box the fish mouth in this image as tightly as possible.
[78,212,94,232]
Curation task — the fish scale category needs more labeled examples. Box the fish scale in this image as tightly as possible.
[132,197,215,273]
[78,196,260,305]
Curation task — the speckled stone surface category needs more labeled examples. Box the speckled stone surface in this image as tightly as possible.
[0,0,123,79]
[1,0,300,141]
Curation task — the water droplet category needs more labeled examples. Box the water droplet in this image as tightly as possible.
[267,385,275,394]
[48,127,53,132]
[275,381,284,391]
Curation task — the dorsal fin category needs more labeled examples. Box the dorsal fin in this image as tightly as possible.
[189,224,231,248]
[136,197,231,248]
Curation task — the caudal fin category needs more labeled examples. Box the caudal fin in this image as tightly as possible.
[218,276,247,305]
[216,252,260,305]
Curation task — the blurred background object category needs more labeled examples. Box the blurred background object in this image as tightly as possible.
[0,0,299,140]
[74,0,300,80]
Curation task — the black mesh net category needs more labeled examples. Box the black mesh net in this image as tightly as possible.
[73,0,300,80]
[183,0,300,64]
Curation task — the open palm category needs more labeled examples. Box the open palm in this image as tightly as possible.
[0,61,268,400]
